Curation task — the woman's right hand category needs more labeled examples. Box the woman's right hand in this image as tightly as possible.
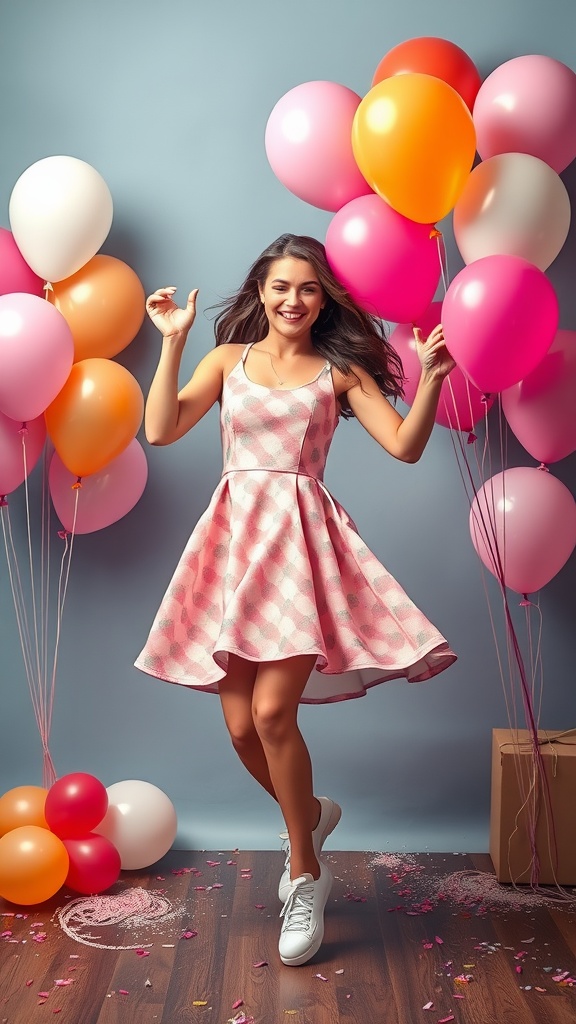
[145,287,199,339]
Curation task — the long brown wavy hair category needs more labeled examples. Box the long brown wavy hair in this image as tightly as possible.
[210,234,405,418]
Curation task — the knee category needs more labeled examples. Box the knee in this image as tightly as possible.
[252,700,295,745]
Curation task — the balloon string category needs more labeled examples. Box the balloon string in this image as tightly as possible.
[433,230,450,296]
[448,399,563,892]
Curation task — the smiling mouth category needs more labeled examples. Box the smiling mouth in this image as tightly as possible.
[279,311,304,320]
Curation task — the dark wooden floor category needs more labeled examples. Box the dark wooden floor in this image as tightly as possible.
[1,850,576,1023]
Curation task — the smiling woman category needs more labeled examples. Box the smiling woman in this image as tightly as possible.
[134,232,456,968]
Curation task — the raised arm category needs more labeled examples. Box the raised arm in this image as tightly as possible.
[345,324,456,463]
[144,287,224,446]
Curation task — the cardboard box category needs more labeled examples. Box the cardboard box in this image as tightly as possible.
[490,727,576,885]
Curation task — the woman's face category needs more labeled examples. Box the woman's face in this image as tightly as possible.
[259,257,325,340]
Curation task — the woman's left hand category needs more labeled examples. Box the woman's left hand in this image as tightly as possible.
[413,323,456,382]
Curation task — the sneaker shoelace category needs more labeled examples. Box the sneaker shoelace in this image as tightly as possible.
[279,830,290,871]
[280,878,315,932]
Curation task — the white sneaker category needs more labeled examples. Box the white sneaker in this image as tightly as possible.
[278,861,333,966]
[278,796,341,902]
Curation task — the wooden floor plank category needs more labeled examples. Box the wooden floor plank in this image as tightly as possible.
[2,851,576,1024]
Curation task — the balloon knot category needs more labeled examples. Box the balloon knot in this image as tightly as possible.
[57,529,69,540]
[467,432,477,444]
[72,477,83,490]
[18,423,29,436]
[0,496,8,507]
[429,228,442,239]
[537,463,550,472]
[520,594,533,607]
[481,393,492,403]
[43,281,53,292]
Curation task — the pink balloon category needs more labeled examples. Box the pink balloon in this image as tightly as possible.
[0,293,74,421]
[502,329,576,463]
[474,55,576,173]
[49,438,148,534]
[45,773,108,840]
[470,467,576,594]
[390,301,494,430]
[265,81,373,211]
[325,194,441,323]
[0,228,44,297]
[63,833,121,894]
[0,412,46,496]
[441,256,558,394]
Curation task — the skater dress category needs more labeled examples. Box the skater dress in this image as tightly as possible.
[135,342,456,703]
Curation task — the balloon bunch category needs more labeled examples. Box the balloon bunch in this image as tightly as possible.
[0,775,177,905]
[0,155,148,534]
[265,40,576,597]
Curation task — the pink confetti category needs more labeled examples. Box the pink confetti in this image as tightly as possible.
[252,961,268,968]
[52,1010,62,1015]
[437,1016,455,1023]
[335,969,344,975]
[31,922,44,927]
[423,942,434,950]
[435,936,444,945]
[32,932,47,942]
[194,885,207,891]
[314,973,328,981]
[232,999,244,1009]
[227,860,237,866]
[182,930,198,939]
[54,979,73,987]
[212,883,224,889]
[26,980,34,987]
[206,860,221,866]
[38,992,50,998]
[1,930,13,937]
[521,937,535,943]
[254,904,266,910]
[515,966,523,975]
[423,1002,434,1011]
[119,990,130,995]
[135,949,150,957]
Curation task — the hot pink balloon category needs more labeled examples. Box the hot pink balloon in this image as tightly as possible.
[49,438,148,534]
[0,293,74,421]
[473,55,576,173]
[325,194,440,323]
[390,301,493,430]
[45,773,108,840]
[502,329,576,463]
[0,412,46,496]
[470,467,576,594]
[0,228,44,297]
[265,81,373,211]
[441,255,558,394]
[63,833,121,894]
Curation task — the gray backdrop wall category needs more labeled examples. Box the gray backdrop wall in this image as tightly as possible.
[1,0,576,854]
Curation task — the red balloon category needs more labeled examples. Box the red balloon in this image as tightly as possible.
[372,36,482,112]
[45,773,108,839]
[63,833,121,894]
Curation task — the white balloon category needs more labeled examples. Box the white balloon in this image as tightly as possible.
[453,152,571,271]
[9,156,113,283]
[96,780,178,870]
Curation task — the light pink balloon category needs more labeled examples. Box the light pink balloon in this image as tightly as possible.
[473,55,576,173]
[49,439,148,534]
[0,293,74,421]
[0,228,44,297]
[502,329,576,463]
[325,194,441,323]
[441,255,558,394]
[0,412,46,496]
[265,81,373,211]
[470,467,576,594]
[391,301,493,430]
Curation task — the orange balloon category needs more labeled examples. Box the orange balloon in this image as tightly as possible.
[49,255,146,362]
[352,73,477,224]
[45,358,144,477]
[0,825,69,904]
[0,786,49,836]
[372,37,482,112]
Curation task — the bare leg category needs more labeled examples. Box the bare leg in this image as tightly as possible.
[252,655,320,881]
[218,653,278,800]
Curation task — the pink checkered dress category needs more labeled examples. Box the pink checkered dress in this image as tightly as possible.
[135,343,456,702]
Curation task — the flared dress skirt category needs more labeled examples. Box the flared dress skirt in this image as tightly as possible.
[135,344,456,703]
